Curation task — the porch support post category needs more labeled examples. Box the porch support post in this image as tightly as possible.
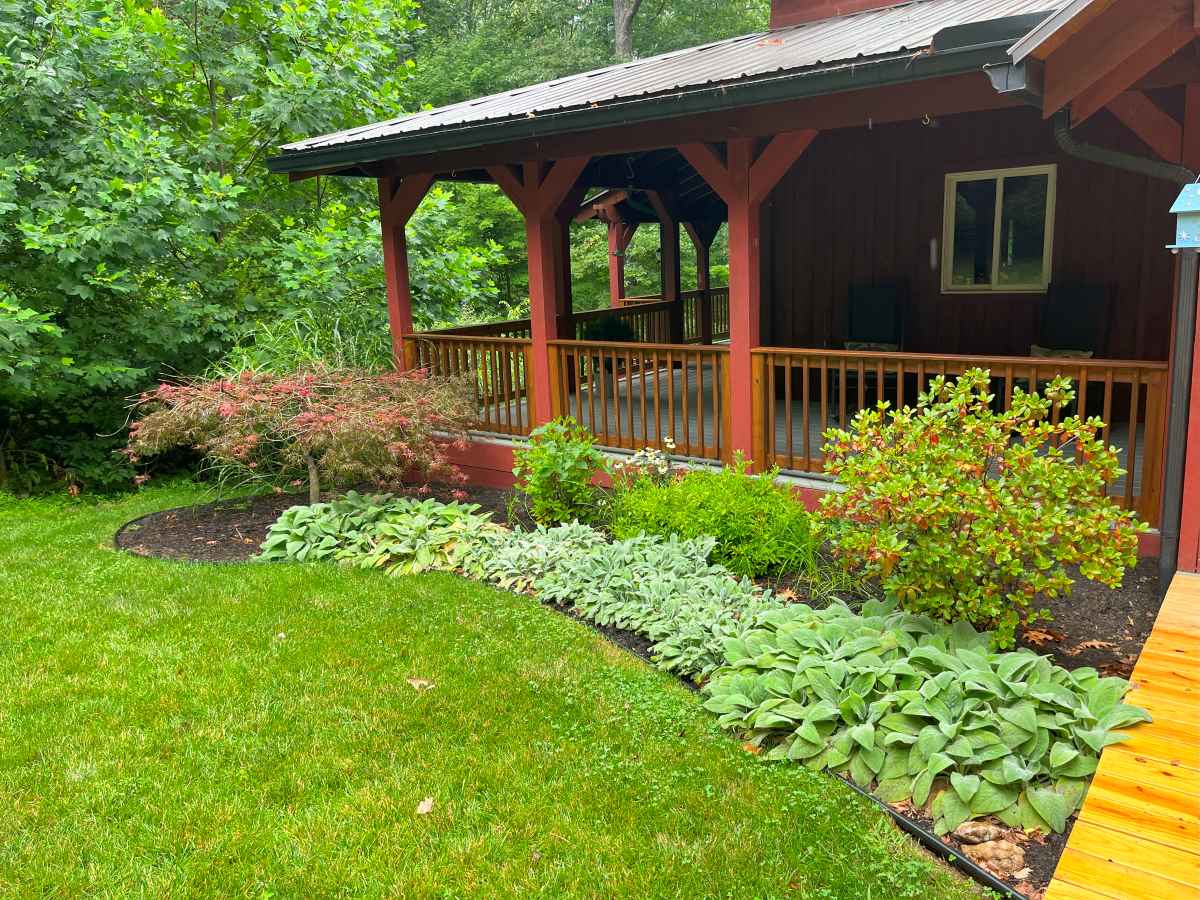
[647,191,683,342]
[378,173,435,368]
[487,158,590,425]
[685,220,720,344]
[681,130,817,466]
[607,219,626,307]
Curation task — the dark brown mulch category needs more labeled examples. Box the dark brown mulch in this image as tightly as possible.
[114,484,514,563]
[1016,556,1163,679]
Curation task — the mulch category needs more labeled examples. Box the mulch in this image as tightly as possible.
[114,487,1165,899]
[114,484,513,563]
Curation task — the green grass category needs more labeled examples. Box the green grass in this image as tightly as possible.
[0,484,981,898]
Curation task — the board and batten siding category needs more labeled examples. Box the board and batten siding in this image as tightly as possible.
[762,105,1179,362]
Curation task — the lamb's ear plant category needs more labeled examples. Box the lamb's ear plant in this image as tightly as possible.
[821,369,1145,647]
[702,599,1150,834]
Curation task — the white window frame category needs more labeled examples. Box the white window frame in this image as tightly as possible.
[941,164,1057,294]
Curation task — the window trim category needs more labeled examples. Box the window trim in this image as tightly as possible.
[941,164,1057,294]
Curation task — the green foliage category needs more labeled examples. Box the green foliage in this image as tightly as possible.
[702,598,1150,834]
[821,370,1145,647]
[512,417,606,525]
[260,492,503,574]
[609,456,819,578]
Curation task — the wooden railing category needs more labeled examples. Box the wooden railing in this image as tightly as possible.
[570,301,675,343]
[425,318,532,340]
[753,347,1169,526]
[404,333,534,436]
[549,340,729,460]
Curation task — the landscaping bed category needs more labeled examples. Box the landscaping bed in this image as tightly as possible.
[113,483,1162,900]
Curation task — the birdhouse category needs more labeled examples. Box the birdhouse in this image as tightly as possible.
[1168,183,1200,250]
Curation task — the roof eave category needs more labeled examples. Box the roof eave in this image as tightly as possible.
[265,43,1013,176]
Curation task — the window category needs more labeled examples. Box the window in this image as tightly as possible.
[942,165,1056,293]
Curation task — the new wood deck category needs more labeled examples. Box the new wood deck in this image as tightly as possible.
[1046,571,1200,900]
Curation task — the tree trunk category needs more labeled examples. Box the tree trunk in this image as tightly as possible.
[613,0,642,60]
[304,452,320,505]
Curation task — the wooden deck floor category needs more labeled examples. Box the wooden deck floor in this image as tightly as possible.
[1046,571,1200,900]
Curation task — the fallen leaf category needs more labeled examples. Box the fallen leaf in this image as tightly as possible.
[416,796,434,815]
[777,589,799,603]
[742,742,762,755]
[1022,628,1063,647]
[1012,867,1032,880]
[407,678,436,692]
[1064,639,1117,656]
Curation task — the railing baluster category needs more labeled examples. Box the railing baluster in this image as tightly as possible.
[801,356,811,470]
[681,351,692,456]
[1124,371,1141,511]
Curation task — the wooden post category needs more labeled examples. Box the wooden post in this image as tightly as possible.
[1178,266,1200,572]
[680,130,817,466]
[607,219,626,308]
[378,173,435,369]
[487,158,590,427]
[685,220,720,345]
[647,191,682,342]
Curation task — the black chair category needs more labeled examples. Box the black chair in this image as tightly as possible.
[844,282,906,352]
[833,282,907,416]
[1034,283,1110,358]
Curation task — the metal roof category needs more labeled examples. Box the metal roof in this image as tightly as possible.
[1008,0,1098,63]
[271,0,1066,172]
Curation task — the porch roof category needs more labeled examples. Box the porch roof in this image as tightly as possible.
[267,0,1066,176]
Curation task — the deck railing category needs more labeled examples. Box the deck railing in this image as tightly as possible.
[549,339,729,460]
[570,300,675,343]
[752,347,1169,526]
[404,333,534,436]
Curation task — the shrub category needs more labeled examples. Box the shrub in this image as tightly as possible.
[703,599,1150,834]
[609,455,819,578]
[512,417,605,525]
[260,492,502,574]
[127,366,474,502]
[821,369,1144,647]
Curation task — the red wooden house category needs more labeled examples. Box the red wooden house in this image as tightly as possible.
[269,0,1200,575]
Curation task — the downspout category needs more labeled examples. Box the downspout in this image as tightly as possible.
[1049,108,1197,586]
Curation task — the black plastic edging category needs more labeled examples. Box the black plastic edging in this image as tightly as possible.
[834,774,1024,900]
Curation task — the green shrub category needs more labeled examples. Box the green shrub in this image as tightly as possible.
[703,599,1149,834]
[821,370,1145,647]
[512,417,605,525]
[260,492,502,574]
[609,455,818,578]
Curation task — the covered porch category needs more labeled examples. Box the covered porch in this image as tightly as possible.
[269,0,1200,536]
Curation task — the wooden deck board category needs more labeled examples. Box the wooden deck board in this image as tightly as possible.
[1047,572,1200,900]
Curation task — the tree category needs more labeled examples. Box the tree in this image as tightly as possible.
[613,0,643,59]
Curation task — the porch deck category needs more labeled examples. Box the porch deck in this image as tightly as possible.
[1045,572,1200,900]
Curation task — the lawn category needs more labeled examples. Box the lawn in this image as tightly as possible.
[0,484,979,898]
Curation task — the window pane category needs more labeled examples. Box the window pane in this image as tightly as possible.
[997,174,1049,286]
[950,179,997,287]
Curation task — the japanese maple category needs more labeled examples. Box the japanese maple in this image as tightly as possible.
[127,366,473,502]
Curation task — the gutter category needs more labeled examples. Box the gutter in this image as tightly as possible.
[265,43,1015,175]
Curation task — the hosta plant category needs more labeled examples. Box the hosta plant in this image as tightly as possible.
[702,599,1150,834]
[261,493,503,575]
[821,369,1144,646]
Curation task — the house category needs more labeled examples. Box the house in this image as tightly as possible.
[268,0,1200,576]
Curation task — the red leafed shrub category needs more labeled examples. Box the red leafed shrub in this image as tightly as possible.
[126,367,474,502]
[820,369,1144,647]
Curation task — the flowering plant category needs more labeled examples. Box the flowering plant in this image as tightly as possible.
[610,437,678,487]
[126,366,473,502]
[820,369,1144,646]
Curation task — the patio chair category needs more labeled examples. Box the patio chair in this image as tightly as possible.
[1025,283,1111,417]
[1031,283,1110,359]
[832,282,907,417]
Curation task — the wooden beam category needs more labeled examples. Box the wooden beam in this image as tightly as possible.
[1107,91,1183,162]
[749,130,818,206]
[678,142,733,202]
[1072,15,1195,123]
[1042,0,1190,117]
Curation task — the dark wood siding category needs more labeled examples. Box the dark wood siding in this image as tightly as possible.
[762,106,1177,360]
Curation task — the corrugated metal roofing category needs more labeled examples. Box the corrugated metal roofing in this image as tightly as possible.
[282,0,1066,155]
